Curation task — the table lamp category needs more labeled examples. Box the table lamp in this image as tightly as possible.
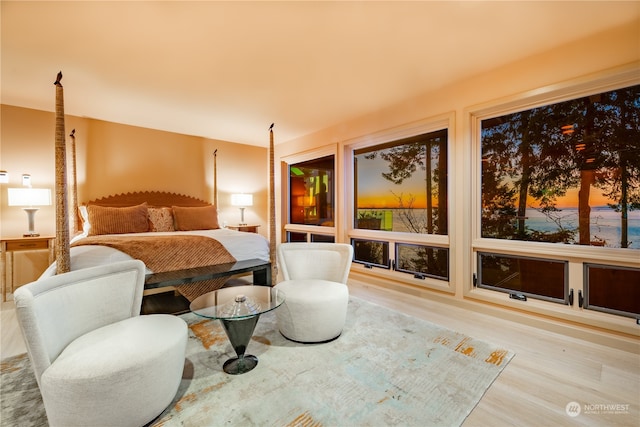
[230,193,253,225]
[7,187,52,237]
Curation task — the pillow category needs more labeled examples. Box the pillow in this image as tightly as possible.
[172,205,219,231]
[87,203,150,236]
[78,205,90,234]
[148,207,175,232]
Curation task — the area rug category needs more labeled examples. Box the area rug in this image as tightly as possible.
[1,296,514,427]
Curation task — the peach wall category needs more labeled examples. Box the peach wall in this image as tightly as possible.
[1,106,57,237]
[277,21,639,157]
[0,106,268,239]
[81,120,208,200]
[202,139,270,232]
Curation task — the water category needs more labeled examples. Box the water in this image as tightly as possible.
[357,207,640,249]
[522,206,640,249]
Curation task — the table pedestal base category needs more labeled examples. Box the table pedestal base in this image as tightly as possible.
[221,315,260,375]
[223,354,258,374]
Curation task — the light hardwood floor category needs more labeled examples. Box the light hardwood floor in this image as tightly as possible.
[2,280,638,427]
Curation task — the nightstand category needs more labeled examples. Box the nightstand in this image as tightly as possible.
[1,236,55,302]
[227,225,260,233]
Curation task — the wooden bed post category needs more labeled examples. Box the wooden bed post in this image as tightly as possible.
[213,149,218,208]
[54,72,71,274]
[269,124,277,282]
[69,129,78,234]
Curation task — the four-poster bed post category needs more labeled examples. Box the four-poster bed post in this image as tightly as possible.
[213,149,218,208]
[69,129,78,234]
[269,123,277,281]
[54,72,70,274]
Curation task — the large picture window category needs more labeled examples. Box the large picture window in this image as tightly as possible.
[480,84,640,249]
[354,129,448,234]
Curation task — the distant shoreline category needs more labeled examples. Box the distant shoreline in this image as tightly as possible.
[356,206,640,249]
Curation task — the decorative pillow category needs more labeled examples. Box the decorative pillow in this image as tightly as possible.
[172,205,219,231]
[87,203,150,236]
[78,205,90,234]
[148,207,175,232]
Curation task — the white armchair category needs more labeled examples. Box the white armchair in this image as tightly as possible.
[14,260,188,427]
[275,243,353,343]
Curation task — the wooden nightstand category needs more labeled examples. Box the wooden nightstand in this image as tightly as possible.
[1,236,55,302]
[226,225,260,233]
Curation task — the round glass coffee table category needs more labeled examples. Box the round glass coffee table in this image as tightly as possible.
[190,285,285,375]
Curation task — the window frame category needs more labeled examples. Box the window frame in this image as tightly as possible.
[282,144,338,242]
[467,65,640,324]
[343,113,455,293]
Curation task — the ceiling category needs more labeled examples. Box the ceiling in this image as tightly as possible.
[2,1,639,147]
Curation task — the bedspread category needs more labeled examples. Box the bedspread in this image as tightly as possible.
[40,229,269,300]
[71,234,237,274]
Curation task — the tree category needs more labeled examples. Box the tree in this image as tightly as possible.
[593,87,640,248]
[361,130,448,235]
[481,84,640,248]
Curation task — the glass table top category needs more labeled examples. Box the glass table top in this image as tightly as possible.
[190,285,285,320]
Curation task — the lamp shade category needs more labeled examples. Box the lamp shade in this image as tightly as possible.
[231,193,253,207]
[297,195,316,207]
[8,188,52,207]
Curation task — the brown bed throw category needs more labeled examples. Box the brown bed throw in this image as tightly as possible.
[71,235,237,300]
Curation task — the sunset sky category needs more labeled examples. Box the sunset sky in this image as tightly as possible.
[357,155,430,208]
[528,188,613,209]
[357,155,618,210]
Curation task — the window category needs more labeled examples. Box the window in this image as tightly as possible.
[473,79,640,321]
[584,263,640,318]
[395,243,448,281]
[289,155,334,227]
[347,120,452,291]
[477,252,568,303]
[352,238,390,269]
[311,234,335,243]
[354,129,448,234]
[285,231,335,243]
[286,232,307,243]
[480,84,640,249]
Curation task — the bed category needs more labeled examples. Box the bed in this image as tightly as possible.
[41,191,270,300]
[48,76,277,302]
